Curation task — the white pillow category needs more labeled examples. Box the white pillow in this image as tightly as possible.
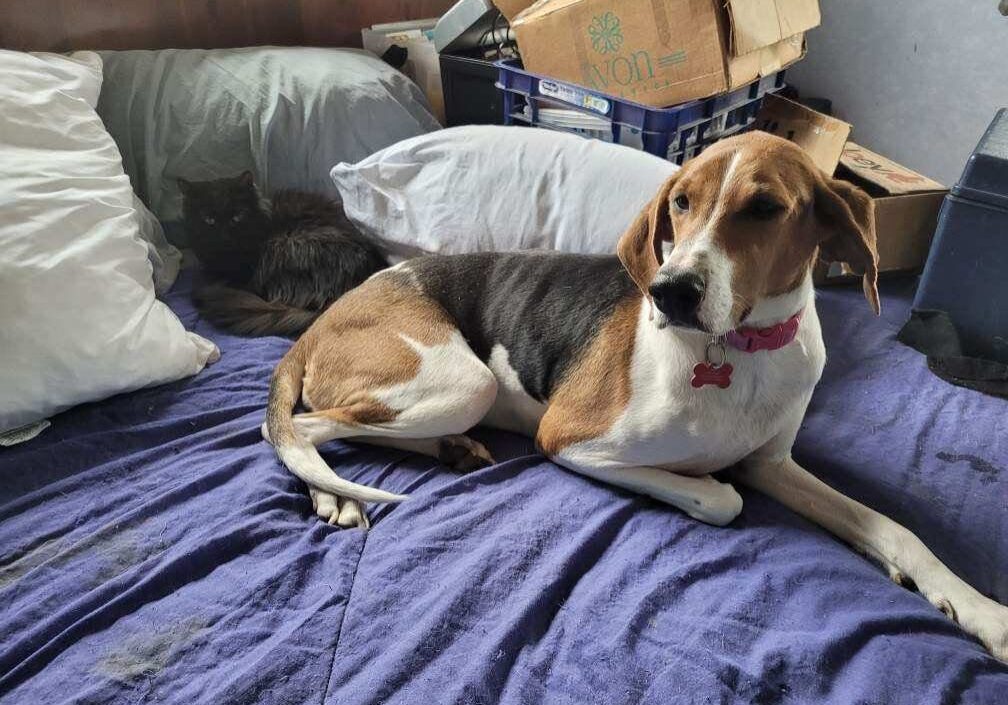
[97,47,442,224]
[134,192,183,295]
[0,50,218,435]
[330,126,678,259]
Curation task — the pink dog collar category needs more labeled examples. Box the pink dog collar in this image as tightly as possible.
[691,310,804,389]
[725,309,804,353]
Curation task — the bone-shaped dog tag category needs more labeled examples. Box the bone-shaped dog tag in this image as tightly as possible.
[691,362,733,389]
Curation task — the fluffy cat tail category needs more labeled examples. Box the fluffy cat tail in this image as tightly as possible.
[194,284,321,337]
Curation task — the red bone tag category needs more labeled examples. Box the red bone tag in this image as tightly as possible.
[691,362,733,389]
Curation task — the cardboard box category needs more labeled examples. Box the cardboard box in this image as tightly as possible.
[494,0,534,21]
[817,142,947,284]
[510,0,818,108]
[753,96,943,284]
[755,93,850,174]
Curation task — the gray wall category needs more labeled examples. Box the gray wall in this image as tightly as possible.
[787,0,1008,185]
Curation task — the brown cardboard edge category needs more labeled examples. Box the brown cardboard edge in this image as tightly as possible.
[511,0,578,26]
[756,93,852,173]
[725,0,821,57]
[839,141,946,195]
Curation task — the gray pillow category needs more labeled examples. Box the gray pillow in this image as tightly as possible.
[97,47,440,225]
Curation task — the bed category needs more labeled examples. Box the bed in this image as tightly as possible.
[2,3,1007,703]
[1,268,1006,704]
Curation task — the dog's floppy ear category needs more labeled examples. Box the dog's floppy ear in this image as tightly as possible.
[816,176,881,315]
[617,174,677,299]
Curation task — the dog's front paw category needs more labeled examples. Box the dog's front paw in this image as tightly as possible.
[905,567,1008,662]
[684,480,743,527]
[939,591,1008,662]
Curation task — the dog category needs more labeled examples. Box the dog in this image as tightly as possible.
[262,132,1008,660]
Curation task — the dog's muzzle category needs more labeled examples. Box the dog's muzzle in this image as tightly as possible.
[649,270,706,329]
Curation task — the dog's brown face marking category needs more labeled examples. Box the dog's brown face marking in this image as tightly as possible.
[535,296,641,456]
[672,137,821,313]
[294,270,456,423]
[620,132,880,328]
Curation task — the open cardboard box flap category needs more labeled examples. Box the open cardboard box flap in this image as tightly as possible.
[837,142,946,196]
[755,93,850,173]
[752,99,947,281]
[494,0,536,21]
[726,0,821,56]
[513,0,578,22]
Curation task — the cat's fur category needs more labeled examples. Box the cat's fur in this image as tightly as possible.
[179,172,389,337]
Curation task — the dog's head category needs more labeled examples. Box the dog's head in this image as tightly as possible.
[618,131,879,334]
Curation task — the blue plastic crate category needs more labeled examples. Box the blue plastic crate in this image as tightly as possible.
[913,108,1008,362]
[495,59,785,164]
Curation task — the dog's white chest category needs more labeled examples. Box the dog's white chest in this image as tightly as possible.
[566,303,825,473]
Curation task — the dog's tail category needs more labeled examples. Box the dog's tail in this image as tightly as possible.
[264,346,408,504]
[194,284,320,337]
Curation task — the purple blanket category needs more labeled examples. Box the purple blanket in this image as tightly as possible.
[1,270,1006,705]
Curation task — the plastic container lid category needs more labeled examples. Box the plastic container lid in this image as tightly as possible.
[951,107,1008,211]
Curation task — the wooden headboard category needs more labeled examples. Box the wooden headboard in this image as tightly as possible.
[0,0,457,53]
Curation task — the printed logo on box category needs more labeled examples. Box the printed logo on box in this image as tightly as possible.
[588,12,623,54]
[845,148,929,185]
[581,12,688,96]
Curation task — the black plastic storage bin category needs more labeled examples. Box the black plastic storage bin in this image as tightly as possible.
[440,54,505,127]
[913,108,1008,362]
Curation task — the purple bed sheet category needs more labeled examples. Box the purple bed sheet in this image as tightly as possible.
[1,268,1006,705]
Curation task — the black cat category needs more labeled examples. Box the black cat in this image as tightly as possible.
[179,172,389,337]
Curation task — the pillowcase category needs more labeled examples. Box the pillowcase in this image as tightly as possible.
[330,126,678,259]
[0,50,218,435]
[97,47,442,225]
[134,192,183,295]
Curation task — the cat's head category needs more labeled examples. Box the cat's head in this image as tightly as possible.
[178,172,266,241]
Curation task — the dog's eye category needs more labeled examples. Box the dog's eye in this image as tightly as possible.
[673,194,690,212]
[744,196,784,220]
[203,215,216,225]
[231,212,244,223]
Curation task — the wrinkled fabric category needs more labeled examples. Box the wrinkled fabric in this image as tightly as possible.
[330,126,679,261]
[1,272,1006,705]
[97,47,441,225]
[0,50,213,435]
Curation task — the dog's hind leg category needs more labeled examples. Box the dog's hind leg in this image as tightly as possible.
[281,395,497,527]
[281,416,495,471]
[292,431,496,526]
[265,327,499,527]
[306,487,370,529]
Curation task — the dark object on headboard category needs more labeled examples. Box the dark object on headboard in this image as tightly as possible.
[381,44,409,69]
[439,54,505,127]
[0,0,457,52]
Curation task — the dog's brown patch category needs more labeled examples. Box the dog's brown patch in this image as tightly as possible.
[292,271,457,420]
[536,296,640,456]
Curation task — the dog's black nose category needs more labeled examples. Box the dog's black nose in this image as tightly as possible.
[649,271,706,324]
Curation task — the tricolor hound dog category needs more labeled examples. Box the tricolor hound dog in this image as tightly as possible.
[263,132,1007,660]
